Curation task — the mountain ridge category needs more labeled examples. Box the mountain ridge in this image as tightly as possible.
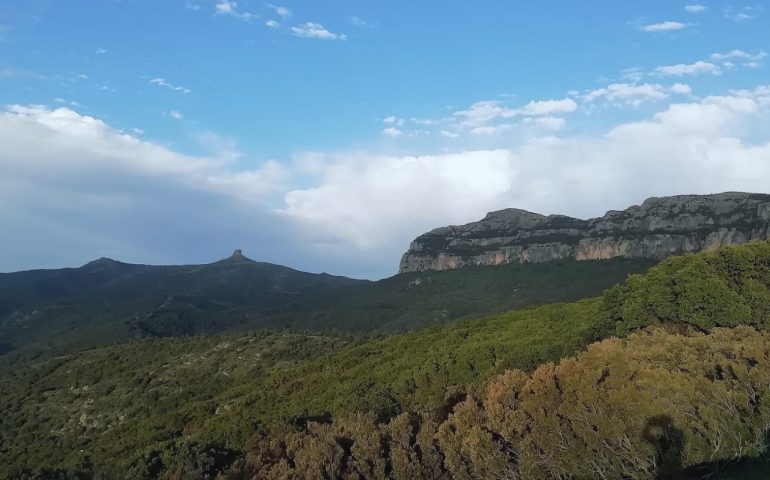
[400,191,770,273]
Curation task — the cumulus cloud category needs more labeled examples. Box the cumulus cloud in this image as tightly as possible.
[518,98,577,116]
[655,60,721,76]
[265,19,280,28]
[470,124,514,136]
[4,87,770,278]
[671,83,693,95]
[169,110,183,120]
[0,105,292,272]
[639,21,688,32]
[214,0,258,21]
[522,116,566,131]
[291,23,347,40]
[278,88,770,274]
[585,83,691,106]
[452,98,577,131]
[711,49,767,69]
[383,115,405,126]
[382,127,403,137]
[269,5,292,18]
[281,150,520,250]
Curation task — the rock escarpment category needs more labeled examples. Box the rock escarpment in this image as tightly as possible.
[399,192,770,273]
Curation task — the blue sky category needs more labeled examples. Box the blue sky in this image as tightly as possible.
[0,1,769,278]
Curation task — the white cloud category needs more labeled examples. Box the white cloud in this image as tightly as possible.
[54,98,81,107]
[585,83,691,106]
[270,5,292,18]
[671,83,693,95]
[518,98,577,116]
[214,0,258,21]
[281,150,520,249]
[279,88,770,266]
[4,88,770,278]
[215,0,235,14]
[440,130,459,138]
[95,48,108,55]
[350,16,371,28]
[149,77,192,94]
[291,22,347,40]
[711,49,766,61]
[410,117,439,125]
[731,12,755,20]
[185,2,201,10]
[0,105,291,272]
[710,49,767,68]
[522,117,566,131]
[620,67,646,82]
[452,98,576,131]
[382,127,403,137]
[383,115,405,126]
[639,21,688,32]
[724,6,760,21]
[169,110,183,120]
[655,60,721,76]
[454,101,511,128]
[265,19,280,28]
[470,124,514,136]
[685,4,708,13]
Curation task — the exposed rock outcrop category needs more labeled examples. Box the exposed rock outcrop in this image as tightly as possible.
[399,192,770,273]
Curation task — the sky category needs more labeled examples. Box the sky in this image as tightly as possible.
[0,1,769,278]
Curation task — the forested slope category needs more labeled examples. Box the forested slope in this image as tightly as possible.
[3,241,770,478]
[0,255,651,356]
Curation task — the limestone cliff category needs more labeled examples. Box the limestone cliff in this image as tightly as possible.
[399,192,770,273]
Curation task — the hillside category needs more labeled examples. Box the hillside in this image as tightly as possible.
[400,192,770,272]
[0,253,653,356]
[0,250,364,355]
[3,240,770,478]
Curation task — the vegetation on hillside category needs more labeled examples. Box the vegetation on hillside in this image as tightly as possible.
[3,241,770,478]
[0,332,355,476]
[0,257,652,356]
[232,326,770,480]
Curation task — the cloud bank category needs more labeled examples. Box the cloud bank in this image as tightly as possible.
[2,86,770,277]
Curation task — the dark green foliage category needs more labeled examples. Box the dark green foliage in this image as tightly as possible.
[125,440,237,480]
[0,256,652,356]
[5,241,770,478]
[0,332,354,477]
[0,299,604,477]
[234,327,770,480]
[603,241,770,335]
[0,255,364,355]
[304,257,651,332]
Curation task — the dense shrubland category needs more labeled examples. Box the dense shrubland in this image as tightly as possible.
[4,241,770,478]
[230,326,770,480]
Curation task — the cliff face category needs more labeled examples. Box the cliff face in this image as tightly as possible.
[399,192,770,273]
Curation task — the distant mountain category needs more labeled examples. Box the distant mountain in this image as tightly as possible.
[0,250,366,354]
[400,192,770,273]
[0,250,653,356]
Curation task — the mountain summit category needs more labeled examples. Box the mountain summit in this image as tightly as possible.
[399,192,770,273]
